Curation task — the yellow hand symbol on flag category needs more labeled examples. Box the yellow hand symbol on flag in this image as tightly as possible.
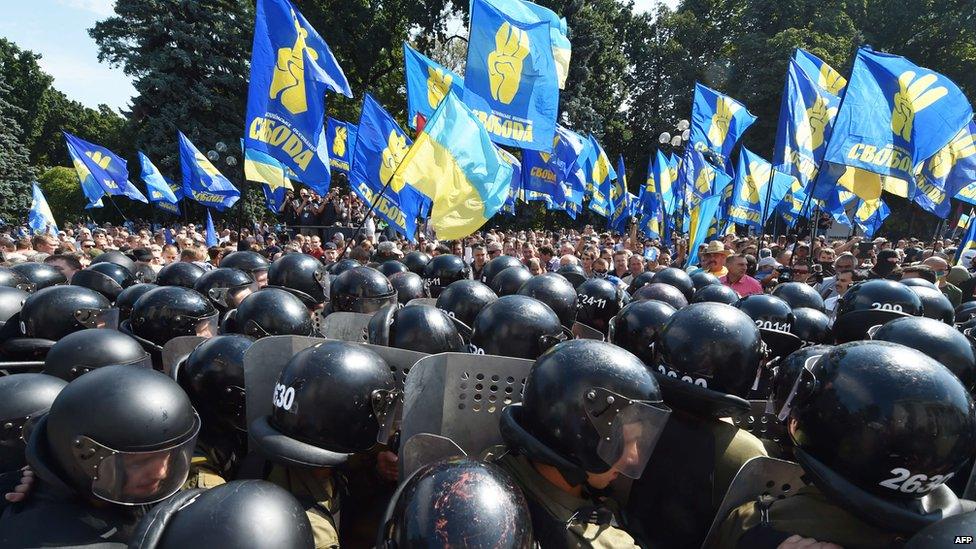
[487,22,529,105]
[929,128,976,179]
[796,95,838,152]
[740,162,768,203]
[539,135,560,163]
[695,166,715,195]
[333,126,347,157]
[592,155,610,187]
[269,18,320,115]
[380,131,410,191]
[194,152,222,177]
[73,159,93,182]
[707,97,740,149]
[85,151,111,170]
[818,64,847,95]
[426,66,453,109]
[891,71,947,142]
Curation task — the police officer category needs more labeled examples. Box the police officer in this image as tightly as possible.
[122,286,218,367]
[42,328,150,381]
[434,279,498,330]
[268,253,330,309]
[219,250,271,288]
[497,339,670,547]
[469,295,566,360]
[0,373,66,473]
[329,266,398,314]
[367,304,465,354]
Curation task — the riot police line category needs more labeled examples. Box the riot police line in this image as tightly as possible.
[0,248,973,548]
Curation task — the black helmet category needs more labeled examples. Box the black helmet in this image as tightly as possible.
[402,251,431,275]
[91,250,136,275]
[0,266,33,292]
[633,283,688,310]
[647,267,694,300]
[379,458,533,548]
[556,264,587,288]
[250,341,398,467]
[219,251,270,286]
[70,262,136,302]
[367,304,465,353]
[193,268,258,312]
[129,480,313,549]
[0,286,27,327]
[833,279,923,343]
[608,300,677,366]
[517,273,578,328]
[500,340,670,485]
[175,334,254,433]
[788,342,975,524]
[691,283,740,305]
[905,511,976,548]
[330,266,397,313]
[43,329,150,381]
[576,278,628,335]
[873,316,976,392]
[766,345,832,422]
[955,301,976,324]
[735,294,802,359]
[377,260,408,278]
[234,288,314,338]
[35,365,199,504]
[690,271,721,290]
[0,373,66,472]
[470,295,566,359]
[771,282,826,312]
[328,258,361,276]
[388,272,428,305]
[655,302,764,406]
[907,285,955,324]
[422,254,470,297]
[116,283,158,322]
[901,278,939,290]
[434,279,498,328]
[481,255,522,285]
[791,307,833,347]
[11,263,66,291]
[156,262,205,288]
[490,265,532,296]
[127,286,218,347]
[268,253,330,307]
[626,271,657,296]
[20,286,116,340]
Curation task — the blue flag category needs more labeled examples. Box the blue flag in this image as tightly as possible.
[350,94,424,241]
[916,121,976,217]
[498,147,522,215]
[164,228,175,245]
[554,126,588,207]
[178,131,241,211]
[64,132,148,206]
[463,0,559,151]
[522,135,567,205]
[688,83,757,169]
[244,0,350,195]
[28,183,58,235]
[682,146,733,206]
[476,0,571,89]
[139,152,180,216]
[686,194,723,269]
[609,156,630,233]
[822,47,973,194]
[205,210,218,247]
[957,214,976,265]
[403,43,465,129]
[729,148,794,229]
[586,135,616,217]
[243,147,292,213]
[793,48,848,96]
[854,199,889,238]
[652,150,677,216]
[326,117,358,175]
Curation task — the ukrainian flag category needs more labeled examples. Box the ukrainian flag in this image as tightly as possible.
[958,214,976,265]
[392,92,513,240]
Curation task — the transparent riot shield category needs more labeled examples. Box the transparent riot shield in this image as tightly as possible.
[161,336,207,377]
[405,298,437,308]
[399,433,467,481]
[572,321,605,341]
[320,312,373,342]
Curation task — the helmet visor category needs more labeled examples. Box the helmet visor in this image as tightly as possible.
[72,415,200,505]
[209,283,259,310]
[584,387,671,479]
[193,314,219,338]
[74,307,120,330]
[372,388,403,446]
[349,294,399,314]
[771,354,822,421]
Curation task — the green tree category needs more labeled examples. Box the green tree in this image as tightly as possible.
[0,82,35,223]
[37,166,87,224]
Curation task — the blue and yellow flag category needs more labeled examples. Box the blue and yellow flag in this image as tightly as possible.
[498,147,522,215]
[326,117,357,175]
[915,121,976,217]
[463,0,559,151]
[586,135,616,217]
[479,0,571,89]
[729,148,794,229]
[139,152,181,215]
[350,94,425,241]
[28,183,57,235]
[793,48,848,96]
[689,83,757,169]
[244,0,350,195]
[556,126,588,207]
[522,136,566,205]
[393,91,514,239]
[178,131,241,211]
[685,194,723,269]
[205,209,218,247]
[243,147,293,212]
[957,214,976,265]
[609,156,630,233]
[404,43,465,130]
[822,47,973,196]
[652,150,677,216]
[854,199,889,238]
[64,132,148,207]
[682,146,732,207]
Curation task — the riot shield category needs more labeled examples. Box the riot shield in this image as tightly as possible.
[405,298,437,308]
[701,456,807,547]
[399,352,533,461]
[320,312,372,342]
[572,321,605,341]
[730,400,788,446]
[399,433,467,480]
[161,336,207,377]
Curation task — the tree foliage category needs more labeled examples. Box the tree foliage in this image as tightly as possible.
[0,82,35,223]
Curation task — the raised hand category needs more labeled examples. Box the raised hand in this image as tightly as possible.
[333,125,347,157]
[426,66,454,109]
[708,97,740,148]
[487,22,529,105]
[891,71,947,142]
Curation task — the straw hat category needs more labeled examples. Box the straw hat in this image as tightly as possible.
[703,240,732,256]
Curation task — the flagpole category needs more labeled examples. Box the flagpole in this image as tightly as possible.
[338,172,399,259]
[104,194,131,224]
[758,167,776,250]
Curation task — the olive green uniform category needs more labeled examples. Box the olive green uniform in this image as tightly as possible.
[624,410,767,549]
[707,485,906,548]
[268,465,340,549]
[182,454,227,490]
[496,453,639,549]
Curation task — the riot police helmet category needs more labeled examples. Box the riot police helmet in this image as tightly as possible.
[907,284,955,324]
[690,271,721,291]
[388,271,428,305]
[608,299,677,366]
[0,266,33,292]
[490,265,532,297]
[20,285,117,341]
[790,307,833,347]
[422,254,470,298]
[193,267,258,313]
[481,255,522,285]
[771,282,826,312]
[175,334,254,433]
[626,271,657,296]
[91,250,136,276]
[219,251,270,286]
[576,278,629,335]
[11,262,66,291]
[434,279,498,328]
[872,316,976,393]
[833,279,923,343]
[517,273,579,328]
[469,295,566,360]
[43,329,150,381]
[70,262,136,302]
[557,264,587,289]
[328,258,361,276]
[126,286,218,347]
[691,283,740,305]
[402,251,431,276]
[330,266,398,314]
[268,253,330,307]
[155,261,205,289]
[0,286,27,327]
[648,267,695,300]
[0,373,66,472]
[633,282,688,310]
[734,294,802,359]
[115,283,157,322]
[234,288,314,338]
[367,304,465,353]
[378,260,408,278]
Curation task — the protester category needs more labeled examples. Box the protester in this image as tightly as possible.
[721,254,763,297]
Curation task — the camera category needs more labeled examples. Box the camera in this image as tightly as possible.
[777,267,793,284]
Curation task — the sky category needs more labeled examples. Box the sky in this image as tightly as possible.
[1,0,679,112]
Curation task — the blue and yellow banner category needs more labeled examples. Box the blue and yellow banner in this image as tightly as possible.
[326,117,357,175]
[139,152,181,215]
[463,0,559,151]
[178,131,241,211]
[689,83,757,169]
[64,132,148,207]
[205,209,218,247]
[681,146,732,207]
[854,198,889,238]
[28,183,57,235]
[479,0,571,89]
[244,0,350,196]
[498,147,521,215]
[957,214,976,265]
[521,125,585,206]
[652,150,677,216]
[822,47,973,195]
[350,94,425,241]
[392,91,514,239]
[404,43,465,130]
[685,194,723,269]
[609,156,630,233]
[586,135,616,217]
[244,147,293,212]
[916,120,976,217]
[793,48,847,96]
[729,148,793,229]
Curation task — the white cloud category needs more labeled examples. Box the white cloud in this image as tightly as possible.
[58,0,115,18]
